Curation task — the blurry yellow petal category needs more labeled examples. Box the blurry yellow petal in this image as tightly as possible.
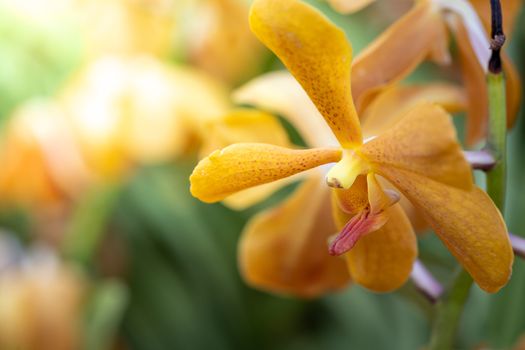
[80,0,176,57]
[453,17,489,146]
[186,0,265,84]
[61,56,230,175]
[250,0,362,146]
[361,84,467,137]
[334,202,417,292]
[327,0,375,14]
[199,108,291,158]
[362,103,472,190]
[453,19,520,145]
[222,179,294,210]
[190,143,341,202]
[351,1,447,110]
[239,175,350,297]
[233,71,337,148]
[503,53,522,130]
[376,166,513,293]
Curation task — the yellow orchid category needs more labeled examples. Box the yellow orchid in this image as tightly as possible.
[77,0,177,58]
[0,56,231,213]
[190,0,513,294]
[0,248,86,350]
[60,55,230,179]
[349,0,521,145]
[179,0,266,85]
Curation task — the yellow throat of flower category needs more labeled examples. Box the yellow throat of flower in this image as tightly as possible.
[326,148,369,189]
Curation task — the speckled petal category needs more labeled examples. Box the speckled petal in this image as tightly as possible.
[250,0,362,147]
[375,166,513,293]
[190,143,341,202]
[362,103,472,190]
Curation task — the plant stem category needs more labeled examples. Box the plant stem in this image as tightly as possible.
[427,269,473,350]
[427,1,507,348]
[486,72,507,211]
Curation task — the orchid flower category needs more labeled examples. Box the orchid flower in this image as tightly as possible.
[180,0,266,85]
[349,0,521,145]
[0,56,231,211]
[190,0,513,294]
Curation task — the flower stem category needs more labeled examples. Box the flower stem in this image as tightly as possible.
[485,72,507,211]
[427,268,473,350]
[428,1,507,349]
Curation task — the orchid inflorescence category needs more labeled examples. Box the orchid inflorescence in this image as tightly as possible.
[191,0,520,298]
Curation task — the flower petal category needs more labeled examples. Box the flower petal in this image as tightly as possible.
[503,53,522,130]
[361,103,473,190]
[333,200,417,292]
[351,1,447,110]
[199,108,291,158]
[250,0,362,147]
[327,0,375,14]
[375,166,513,293]
[361,83,467,138]
[239,174,350,297]
[223,175,303,210]
[190,143,341,202]
[453,16,489,145]
[453,18,521,145]
[233,71,338,148]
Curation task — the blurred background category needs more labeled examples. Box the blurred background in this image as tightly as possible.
[0,0,524,349]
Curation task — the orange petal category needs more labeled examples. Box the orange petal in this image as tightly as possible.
[351,1,447,110]
[199,108,291,158]
[452,18,521,145]
[361,103,473,190]
[375,166,513,293]
[326,0,375,14]
[190,143,341,202]
[233,71,337,148]
[452,16,489,146]
[361,83,467,138]
[503,53,522,130]
[185,0,265,85]
[250,0,362,147]
[332,199,417,292]
[239,174,350,297]
[376,176,429,233]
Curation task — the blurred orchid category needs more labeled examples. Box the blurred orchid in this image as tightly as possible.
[190,0,513,295]
[77,0,177,58]
[0,56,231,217]
[0,243,86,350]
[179,0,266,85]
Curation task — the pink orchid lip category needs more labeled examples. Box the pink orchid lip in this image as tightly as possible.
[329,209,377,256]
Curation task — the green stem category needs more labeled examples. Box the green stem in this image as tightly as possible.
[427,47,508,350]
[427,269,473,350]
[486,72,507,211]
